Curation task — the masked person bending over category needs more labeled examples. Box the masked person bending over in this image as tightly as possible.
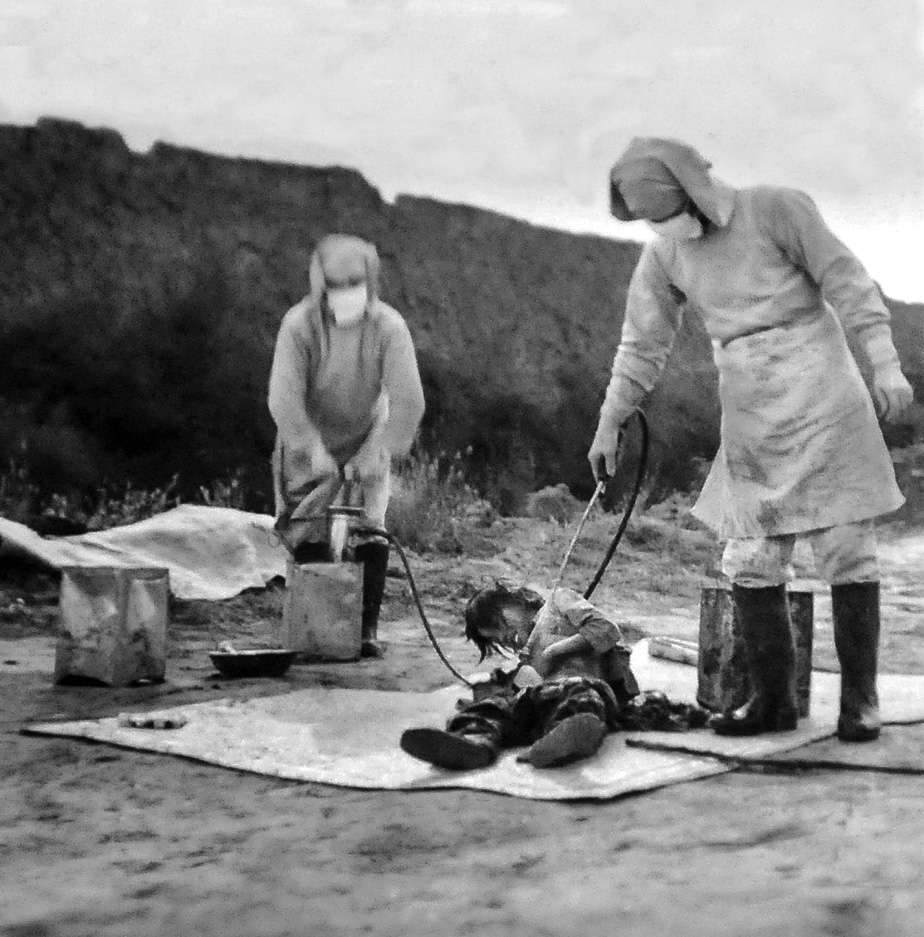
[400,584,639,770]
[268,234,425,657]
[591,137,913,741]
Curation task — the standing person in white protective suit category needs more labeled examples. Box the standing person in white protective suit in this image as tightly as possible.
[269,234,425,657]
[590,137,913,741]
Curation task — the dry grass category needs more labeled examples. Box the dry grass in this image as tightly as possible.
[0,461,248,531]
[385,450,492,554]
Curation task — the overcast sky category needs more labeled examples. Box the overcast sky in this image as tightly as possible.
[2,0,923,299]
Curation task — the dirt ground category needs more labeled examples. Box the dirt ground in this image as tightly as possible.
[4,510,924,937]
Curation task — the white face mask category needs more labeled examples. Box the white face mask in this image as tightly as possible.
[647,212,704,241]
[326,283,368,326]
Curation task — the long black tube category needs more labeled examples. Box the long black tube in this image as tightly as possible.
[355,407,649,685]
[583,408,649,600]
[355,526,474,687]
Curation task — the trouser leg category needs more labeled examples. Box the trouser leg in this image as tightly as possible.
[721,534,796,588]
[518,679,614,768]
[446,696,519,745]
[808,521,880,586]
[400,695,512,770]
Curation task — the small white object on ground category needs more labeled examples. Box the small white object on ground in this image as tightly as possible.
[116,712,189,730]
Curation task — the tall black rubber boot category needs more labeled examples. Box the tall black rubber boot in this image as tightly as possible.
[355,541,389,658]
[712,584,799,736]
[832,581,881,742]
[291,542,329,564]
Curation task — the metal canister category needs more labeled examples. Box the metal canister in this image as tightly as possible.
[325,505,366,562]
[697,584,814,717]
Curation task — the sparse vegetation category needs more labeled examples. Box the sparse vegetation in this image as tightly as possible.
[0,460,248,532]
[385,449,491,554]
[0,457,36,526]
[0,448,487,555]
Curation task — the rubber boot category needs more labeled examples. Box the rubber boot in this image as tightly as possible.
[355,541,389,658]
[520,713,607,768]
[712,584,799,736]
[400,728,499,770]
[832,581,881,742]
[291,542,329,564]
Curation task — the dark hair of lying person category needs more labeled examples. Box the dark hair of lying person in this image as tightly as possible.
[463,581,545,662]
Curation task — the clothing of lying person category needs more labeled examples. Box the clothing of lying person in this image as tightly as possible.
[400,584,639,770]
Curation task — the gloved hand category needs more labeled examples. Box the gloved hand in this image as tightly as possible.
[290,440,338,484]
[587,415,624,482]
[514,664,543,687]
[344,442,389,483]
[873,366,913,423]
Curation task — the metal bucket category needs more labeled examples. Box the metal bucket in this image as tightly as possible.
[55,566,169,686]
[697,584,814,718]
[280,559,363,661]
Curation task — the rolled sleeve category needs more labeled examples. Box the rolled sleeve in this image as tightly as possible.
[567,609,623,654]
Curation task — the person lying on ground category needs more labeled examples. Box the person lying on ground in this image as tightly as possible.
[400,583,639,770]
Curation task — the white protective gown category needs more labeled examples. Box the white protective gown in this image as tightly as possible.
[268,238,425,547]
[602,184,904,539]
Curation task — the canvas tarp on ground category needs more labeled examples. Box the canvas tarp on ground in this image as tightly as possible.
[0,506,288,600]
[24,642,924,801]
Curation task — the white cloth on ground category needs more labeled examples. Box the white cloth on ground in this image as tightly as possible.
[0,506,287,600]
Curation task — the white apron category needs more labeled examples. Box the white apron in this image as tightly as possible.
[692,310,903,538]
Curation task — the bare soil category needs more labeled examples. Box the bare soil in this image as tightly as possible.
[4,511,924,937]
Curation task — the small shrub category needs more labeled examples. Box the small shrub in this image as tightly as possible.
[0,457,40,522]
[198,468,248,510]
[386,449,488,554]
[0,462,252,531]
[83,475,182,530]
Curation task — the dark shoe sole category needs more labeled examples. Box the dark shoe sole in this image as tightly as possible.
[361,640,385,658]
[526,714,607,768]
[837,717,881,743]
[711,708,798,737]
[400,728,497,770]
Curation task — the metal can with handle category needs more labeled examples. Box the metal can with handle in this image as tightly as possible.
[697,584,814,718]
[325,505,366,562]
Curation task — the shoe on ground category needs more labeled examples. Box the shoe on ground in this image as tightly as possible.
[400,728,497,770]
[361,640,385,658]
[523,713,607,768]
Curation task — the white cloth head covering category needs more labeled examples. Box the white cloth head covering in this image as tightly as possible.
[609,137,735,226]
[307,234,381,306]
[612,157,687,222]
